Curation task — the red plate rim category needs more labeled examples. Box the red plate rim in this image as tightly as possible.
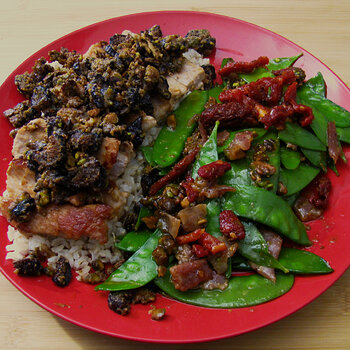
[0,10,349,343]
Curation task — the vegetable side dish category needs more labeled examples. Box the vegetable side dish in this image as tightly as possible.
[2,24,350,317]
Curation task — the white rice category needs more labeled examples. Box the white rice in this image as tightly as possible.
[5,124,161,281]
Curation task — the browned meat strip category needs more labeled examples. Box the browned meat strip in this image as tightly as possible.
[178,204,207,232]
[170,259,213,291]
[7,204,113,244]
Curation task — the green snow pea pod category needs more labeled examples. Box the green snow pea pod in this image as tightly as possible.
[141,146,156,167]
[205,198,221,238]
[192,121,219,178]
[208,84,224,101]
[304,72,326,97]
[336,127,350,143]
[239,222,288,273]
[220,158,250,187]
[222,185,311,245]
[152,90,208,168]
[134,206,153,230]
[301,148,327,170]
[297,83,350,128]
[95,229,162,291]
[280,147,301,170]
[154,269,294,308]
[267,53,303,71]
[116,230,152,252]
[218,128,266,154]
[279,163,320,196]
[239,54,302,83]
[278,248,333,274]
[278,122,326,151]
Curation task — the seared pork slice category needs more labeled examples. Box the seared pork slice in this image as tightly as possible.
[1,159,36,200]
[170,59,205,91]
[12,118,47,158]
[152,59,206,121]
[110,141,135,178]
[14,204,112,244]
[249,229,283,282]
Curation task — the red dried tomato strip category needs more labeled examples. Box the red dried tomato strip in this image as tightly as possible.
[192,244,210,258]
[149,147,200,196]
[198,232,227,255]
[176,228,205,245]
[197,160,231,180]
[219,210,246,240]
[219,56,269,76]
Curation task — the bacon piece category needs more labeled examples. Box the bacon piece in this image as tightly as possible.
[149,147,200,196]
[217,130,230,147]
[181,176,235,203]
[197,160,231,180]
[327,121,342,164]
[224,130,255,160]
[14,204,112,244]
[219,56,269,76]
[219,210,245,240]
[293,174,331,221]
[170,259,213,291]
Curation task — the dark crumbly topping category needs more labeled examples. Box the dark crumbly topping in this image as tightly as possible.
[4,25,216,222]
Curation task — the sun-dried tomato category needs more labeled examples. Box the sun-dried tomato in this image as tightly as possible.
[149,147,200,196]
[200,99,259,129]
[198,232,227,255]
[192,244,210,258]
[219,56,269,76]
[219,210,246,240]
[176,228,205,245]
[260,104,294,129]
[197,160,231,180]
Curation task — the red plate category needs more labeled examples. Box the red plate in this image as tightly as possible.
[0,11,349,343]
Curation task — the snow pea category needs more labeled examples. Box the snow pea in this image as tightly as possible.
[278,122,326,151]
[208,84,224,101]
[222,185,311,245]
[297,83,350,128]
[221,158,250,187]
[301,148,327,171]
[232,248,332,274]
[152,90,209,168]
[192,121,219,178]
[116,230,152,252]
[279,163,320,196]
[154,269,294,308]
[95,229,162,291]
[205,198,221,238]
[134,206,153,230]
[239,222,288,273]
[304,72,326,97]
[217,128,266,154]
[278,248,333,274]
[239,54,302,83]
[336,127,350,143]
[141,146,156,167]
[280,147,301,170]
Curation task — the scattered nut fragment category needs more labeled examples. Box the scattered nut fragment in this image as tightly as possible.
[149,307,166,321]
